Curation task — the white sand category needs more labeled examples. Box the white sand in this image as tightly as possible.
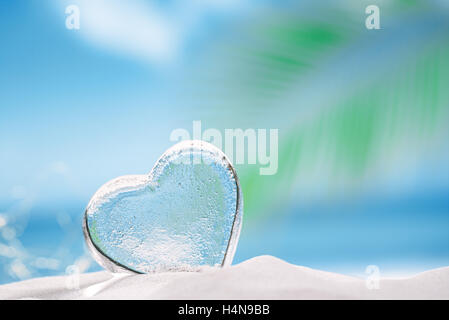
[1,256,448,300]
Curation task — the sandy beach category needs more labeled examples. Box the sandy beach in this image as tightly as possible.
[1,256,448,300]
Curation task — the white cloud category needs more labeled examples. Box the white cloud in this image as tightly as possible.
[62,0,180,64]
[56,0,247,66]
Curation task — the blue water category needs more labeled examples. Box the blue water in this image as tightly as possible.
[1,191,448,284]
[235,192,449,275]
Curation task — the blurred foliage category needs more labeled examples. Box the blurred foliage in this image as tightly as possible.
[206,4,449,220]
[241,40,448,220]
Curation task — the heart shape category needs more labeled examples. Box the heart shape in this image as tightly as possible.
[83,140,243,273]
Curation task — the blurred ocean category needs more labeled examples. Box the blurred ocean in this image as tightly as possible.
[1,0,448,284]
[1,191,448,284]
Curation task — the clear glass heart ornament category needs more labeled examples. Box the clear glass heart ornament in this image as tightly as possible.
[83,140,243,274]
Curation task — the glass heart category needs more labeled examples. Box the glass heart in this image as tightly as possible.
[83,140,243,273]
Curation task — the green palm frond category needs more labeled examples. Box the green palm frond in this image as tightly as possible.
[240,39,449,220]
